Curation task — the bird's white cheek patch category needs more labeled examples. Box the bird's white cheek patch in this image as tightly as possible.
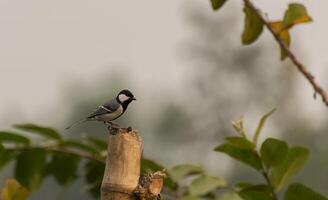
[119,94,129,102]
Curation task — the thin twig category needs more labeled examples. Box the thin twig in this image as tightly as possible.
[5,145,106,163]
[5,144,178,198]
[243,0,328,106]
[261,170,278,200]
[254,151,278,200]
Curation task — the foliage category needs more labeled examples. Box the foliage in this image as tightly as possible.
[0,123,175,198]
[150,110,327,200]
[0,1,325,199]
[0,179,29,200]
[209,0,328,107]
[210,1,312,60]
[204,1,327,198]
[210,0,228,10]
[188,174,226,196]
[284,183,328,200]
[15,149,47,191]
[212,110,325,200]
[0,115,326,200]
[241,6,263,45]
[167,163,226,199]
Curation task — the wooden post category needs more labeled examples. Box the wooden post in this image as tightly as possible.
[101,128,165,200]
[101,128,142,200]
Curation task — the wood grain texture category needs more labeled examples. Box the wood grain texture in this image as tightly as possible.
[101,129,142,200]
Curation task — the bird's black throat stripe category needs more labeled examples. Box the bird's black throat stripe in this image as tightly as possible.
[121,99,133,111]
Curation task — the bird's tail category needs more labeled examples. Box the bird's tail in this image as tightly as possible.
[65,118,88,130]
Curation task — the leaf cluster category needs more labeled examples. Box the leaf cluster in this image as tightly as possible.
[0,124,172,199]
[213,109,326,200]
[0,114,326,200]
[150,109,327,200]
[210,1,312,60]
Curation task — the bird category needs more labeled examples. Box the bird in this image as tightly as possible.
[65,89,136,130]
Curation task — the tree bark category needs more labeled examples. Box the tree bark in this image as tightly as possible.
[101,128,166,200]
[101,128,142,200]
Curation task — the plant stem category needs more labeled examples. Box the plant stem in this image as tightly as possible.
[243,0,328,106]
[261,170,278,200]
[254,151,278,200]
[5,145,105,163]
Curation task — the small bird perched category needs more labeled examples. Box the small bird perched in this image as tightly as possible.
[65,89,136,130]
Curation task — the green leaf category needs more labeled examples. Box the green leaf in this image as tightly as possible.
[210,0,228,11]
[203,192,216,199]
[141,158,177,190]
[168,164,203,181]
[61,140,99,154]
[270,21,291,60]
[238,184,273,200]
[225,137,255,150]
[283,3,312,29]
[15,149,47,190]
[0,131,30,144]
[141,158,164,173]
[85,161,105,197]
[237,185,274,200]
[84,136,107,150]
[189,174,227,195]
[0,150,17,170]
[260,138,288,168]
[242,6,264,45]
[218,192,243,200]
[253,108,276,146]
[215,144,262,170]
[240,184,273,194]
[0,179,29,200]
[14,124,62,140]
[270,146,309,191]
[181,195,201,200]
[85,161,105,184]
[284,183,328,200]
[236,182,254,190]
[46,152,80,186]
[238,190,272,200]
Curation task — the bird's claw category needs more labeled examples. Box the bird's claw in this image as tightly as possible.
[105,122,121,135]
[104,122,133,135]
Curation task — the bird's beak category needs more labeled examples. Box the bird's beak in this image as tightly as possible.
[132,97,137,101]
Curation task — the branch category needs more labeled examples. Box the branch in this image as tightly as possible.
[254,152,278,200]
[261,169,278,200]
[5,138,170,199]
[243,0,328,106]
[5,145,105,164]
[134,171,166,200]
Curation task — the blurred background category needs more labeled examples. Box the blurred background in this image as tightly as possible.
[0,0,327,199]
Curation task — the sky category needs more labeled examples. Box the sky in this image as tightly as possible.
[0,0,327,129]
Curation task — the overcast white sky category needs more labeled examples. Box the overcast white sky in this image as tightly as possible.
[0,0,327,128]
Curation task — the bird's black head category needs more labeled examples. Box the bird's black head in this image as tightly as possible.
[116,89,136,109]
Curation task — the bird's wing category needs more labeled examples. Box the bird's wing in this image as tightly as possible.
[87,99,120,119]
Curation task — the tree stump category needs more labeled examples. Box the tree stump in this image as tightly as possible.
[101,128,165,200]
